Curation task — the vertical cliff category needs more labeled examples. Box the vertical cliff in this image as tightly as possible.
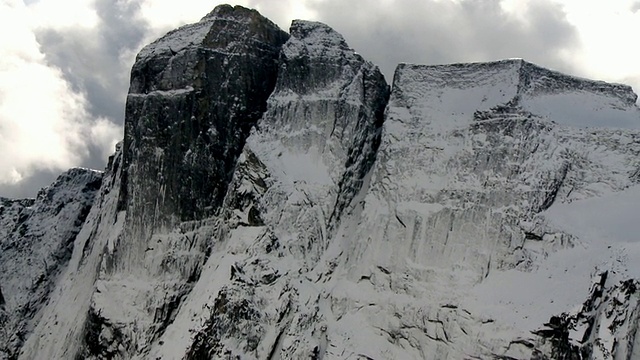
[151,18,389,360]
[117,4,288,269]
[77,5,291,358]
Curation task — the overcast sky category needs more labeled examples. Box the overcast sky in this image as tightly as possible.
[1,0,640,198]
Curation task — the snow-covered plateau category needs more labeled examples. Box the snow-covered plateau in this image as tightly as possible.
[2,4,640,360]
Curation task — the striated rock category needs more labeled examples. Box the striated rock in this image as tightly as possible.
[335,60,640,359]
[149,18,389,359]
[81,5,290,358]
[122,4,288,229]
[245,19,389,258]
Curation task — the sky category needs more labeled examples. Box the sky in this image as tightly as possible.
[1,0,640,198]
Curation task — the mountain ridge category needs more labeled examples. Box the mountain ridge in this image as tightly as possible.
[397,58,637,104]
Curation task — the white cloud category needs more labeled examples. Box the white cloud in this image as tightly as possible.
[0,0,121,185]
[560,1,640,87]
[90,117,123,160]
[136,0,319,38]
[501,0,640,96]
[27,0,99,29]
[138,0,237,28]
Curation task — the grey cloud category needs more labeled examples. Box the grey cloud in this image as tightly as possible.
[35,0,148,168]
[0,0,592,199]
[0,169,67,199]
[298,0,579,79]
[2,0,149,198]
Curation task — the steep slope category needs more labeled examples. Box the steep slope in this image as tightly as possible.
[18,148,124,360]
[148,19,389,360]
[327,60,640,359]
[81,5,290,359]
[7,6,640,360]
[0,168,102,359]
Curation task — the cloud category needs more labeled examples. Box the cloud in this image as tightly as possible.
[300,0,579,79]
[33,0,147,125]
[0,1,87,182]
[0,168,65,199]
[556,1,640,95]
[0,0,123,197]
[0,0,312,199]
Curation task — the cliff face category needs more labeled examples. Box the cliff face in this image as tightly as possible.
[87,6,290,358]
[336,60,640,359]
[173,19,389,359]
[5,5,640,360]
[120,4,288,263]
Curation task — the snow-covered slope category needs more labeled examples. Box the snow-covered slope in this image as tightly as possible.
[17,147,124,360]
[5,5,640,360]
[351,60,640,359]
[0,168,102,359]
[393,60,640,129]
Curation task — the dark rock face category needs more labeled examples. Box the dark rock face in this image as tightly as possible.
[105,4,290,285]
[185,287,263,359]
[73,6,291,358]
[122,5,289,228]
[0,168,102,358]
[534,273,640,360]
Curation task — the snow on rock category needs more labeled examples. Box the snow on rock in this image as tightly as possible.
[323,60,640,358]
[0,168,102,359]
[393,59,640,130]
[79,5,290,358]
[16,146,124,360]
[6,6,640,360]
[142,17,389,360]
[247,18,389,252]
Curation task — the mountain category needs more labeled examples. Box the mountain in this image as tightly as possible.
[3,4,640,359]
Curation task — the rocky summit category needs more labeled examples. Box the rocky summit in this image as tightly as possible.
[3,4,640,360]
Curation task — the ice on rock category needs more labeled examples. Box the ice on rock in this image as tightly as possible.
[6,5,640,360]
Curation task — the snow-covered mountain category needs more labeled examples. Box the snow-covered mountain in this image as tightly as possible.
[3,4,640,359]
[0,168,102,358]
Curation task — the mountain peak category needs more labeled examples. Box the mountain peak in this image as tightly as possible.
[290,19,349,47]
[201,4,255,20]
[283,19,355,62]
[133,4,287,86]
[393,59,640,128]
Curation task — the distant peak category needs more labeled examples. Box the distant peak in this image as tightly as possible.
[290,20,341,37]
